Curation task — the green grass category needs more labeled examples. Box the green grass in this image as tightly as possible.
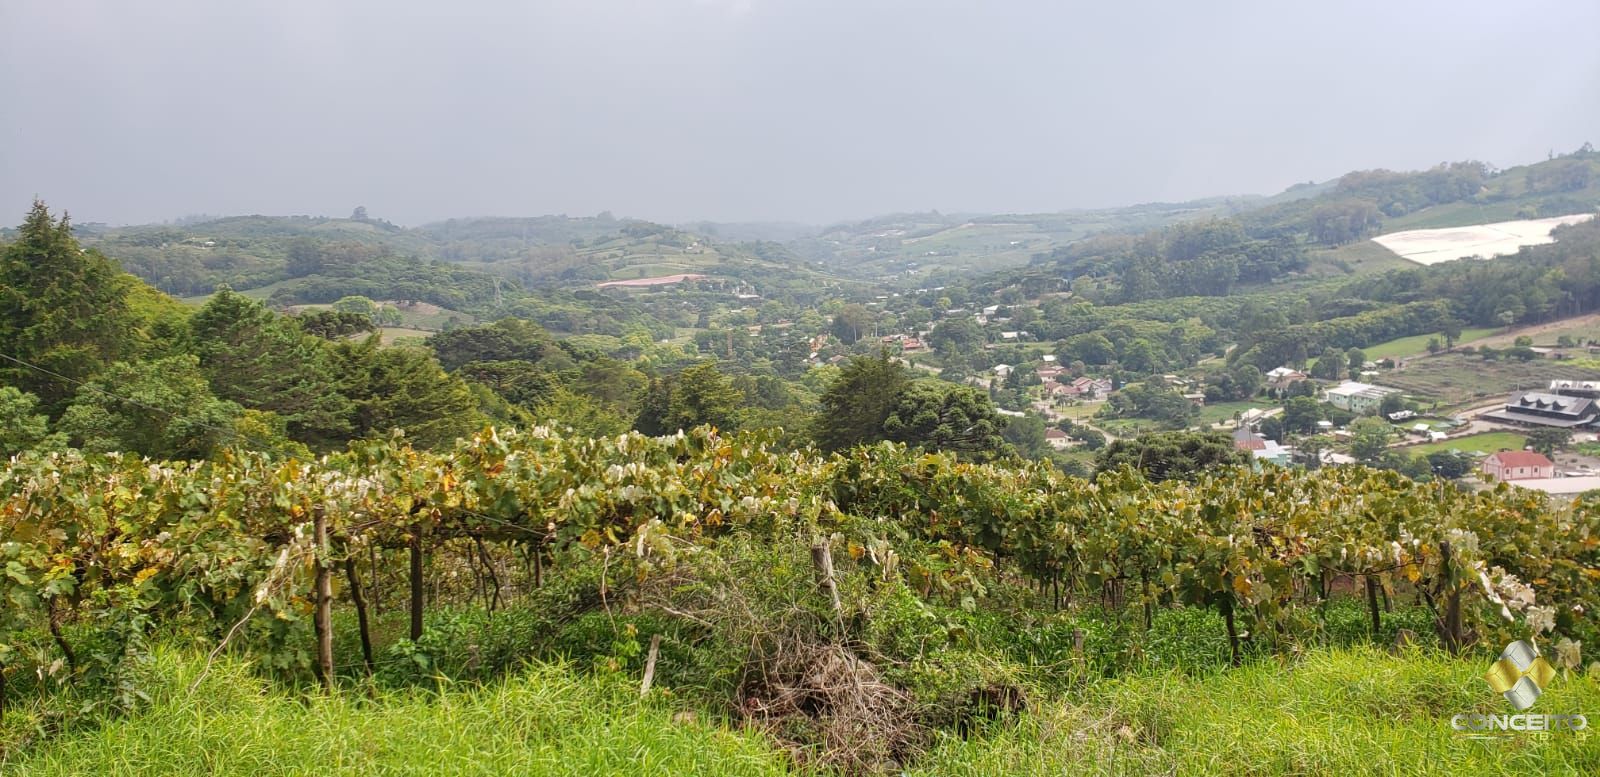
[179,279,294,305]
[1402,432,1527,458]
[1097,418,1161,437]
[378,326,436,345]
[7,650,789,776]
[1196,400,1266,427]
[15,646,1597,775]
[1306,240,1413,278]
[1364,328,1497,361]
[1381,201,1543,232]
[1054,401,1105,420]
[289,302,476,332]
[913,648,1600,776]
[1380,193,1600,233]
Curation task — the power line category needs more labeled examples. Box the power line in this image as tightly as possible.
[0,350,291,455]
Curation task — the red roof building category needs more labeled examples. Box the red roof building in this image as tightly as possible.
[1481,451,1555,482]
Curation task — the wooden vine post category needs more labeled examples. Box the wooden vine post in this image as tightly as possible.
[409,530,425,642]
[1365,575,1382,635]
[1220,575,1241,667]
[639,634,662,696]
[811,541,842,620]
[1440,541,1462,654]
[312,507,335,691]
[343,553,375,674]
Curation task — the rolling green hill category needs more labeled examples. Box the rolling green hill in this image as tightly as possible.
[81,213,855,304]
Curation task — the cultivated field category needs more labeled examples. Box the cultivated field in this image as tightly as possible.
[1380,353,1600,406]
[1371,213,1595,266]
[596,272,708,288]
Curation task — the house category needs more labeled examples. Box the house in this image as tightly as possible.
[1044,428,1072,450]
[1253,439,1293,467]
[1232,427,1291,467]
[1181,392,1207,407]
[993,364,1013,379]
[1036,365,1064,382]
[1266,366,1308,391]
[1321,381,1401,414]
[1068,376,1113,400]
[1481,450,1555,482]
[1319,451,1357,466]
[1483,391,1600,429]
[1046,381,1077,400]
[901,338,926,352]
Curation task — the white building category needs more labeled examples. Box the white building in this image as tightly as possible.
[1322,381,1401,414]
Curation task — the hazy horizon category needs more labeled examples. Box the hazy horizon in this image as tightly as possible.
[4,0,1598,228]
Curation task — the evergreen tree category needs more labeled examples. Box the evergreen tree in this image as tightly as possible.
[0,201,136,409]
[57,355,242,459]
[813,353,912,452]
[882,381,1012,461]
[333,338,482,449]
[190,287,353,448]
[1095,431,1248,482]
[0,386,66,456]
[634,362,741,435]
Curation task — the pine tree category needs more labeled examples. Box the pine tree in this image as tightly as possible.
[812,352,911,452]
[333,337,481,449]
[0,201,135,409]
[190,287,354,448]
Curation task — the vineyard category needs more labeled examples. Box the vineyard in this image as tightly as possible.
[2,427,1599,772]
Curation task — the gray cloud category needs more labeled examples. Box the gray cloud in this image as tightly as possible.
[2,0,1597,226]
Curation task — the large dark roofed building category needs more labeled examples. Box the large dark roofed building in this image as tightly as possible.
[1484,391,1600,428]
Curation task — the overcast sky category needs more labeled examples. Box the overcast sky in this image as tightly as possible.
[3,0,1598,227]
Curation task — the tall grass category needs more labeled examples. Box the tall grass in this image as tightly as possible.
[7,649,792,776]
[913,648,1600,776]
[11,646,1597,775]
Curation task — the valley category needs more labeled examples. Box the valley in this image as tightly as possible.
[6,149,1600,776]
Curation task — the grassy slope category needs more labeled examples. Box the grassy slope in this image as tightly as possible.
[15,648,1596,776]
[915,649,1599,776]
[11,651,788,776]
[1402,432,1527,458]
[1196,399,1265,426]
[1364,328,1499,361]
